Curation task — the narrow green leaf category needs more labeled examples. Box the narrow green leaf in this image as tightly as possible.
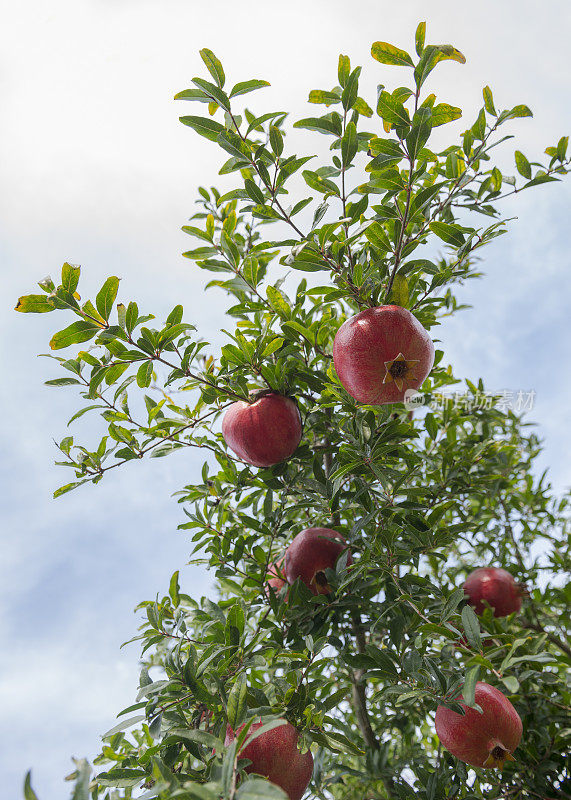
[429,221,466,247]
[415,22,426,56]
[199,48,225,87]
[174,88,210,103]
[389,274,409,307]
[102,715,146,738]
[338,54,350,87]
[461,605,481,649]
[61,262,81,293]
[431,103,462,127]
[95,277,120,322]
[514,150,532,179]
[236,778,289,800]
[50,321,100,350]
[179,115,226,142]
[269,125,284,156]
[371,41,414,67]
[227,674,248,729]
[406,106,432,160]
[229,79,270,98]
[365,221,392,252]
[482,85,496,116]
[23,772,39,800]
[308,89,341,106]
[341,121,358,168]
[15,294,55,313]
[462,665,480,707]
[376,91,410,128]
[293,117,341,136]
[192,77,231,111]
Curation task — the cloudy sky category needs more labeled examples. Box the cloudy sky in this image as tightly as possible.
[1,1,570,797]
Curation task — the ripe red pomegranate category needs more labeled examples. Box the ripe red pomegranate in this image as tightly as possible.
[332,305,435,405]
[463,567,523,617]
[284,528,352,595]
[221,393,302,468]
[265,558,287,598]
[225,719,313,800]
[435,682,522,769]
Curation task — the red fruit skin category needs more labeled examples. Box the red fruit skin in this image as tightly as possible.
[284,528,352,595]
[435,682,522,769]
[225,720,313,800]
[222,393,302,468]
[332,305,435,405]
[265,558,288,599]
[464,567,523,617]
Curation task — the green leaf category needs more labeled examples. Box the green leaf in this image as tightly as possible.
[515,150,532,179]
[502,675,520,693]
[338,54,351,87]
[389,274,409,307]
[293,116,341,136]
[137,361,153,388]
[125,301,138,335]
[244,178,265,204]
[15,294,55,313]
[174,88,210,103]
[341,121,358,168]
[266,285,290,317]
[302,170,339,196]
[269,125,284,156]
[441,587,465,622]
[414,44,466,88]
[95,277,120,322]
[365,221,392,252]
[462,665,480,707]
[49,321,100,350]
[102,714,146,738]
[179,115,226,142]
[415,22,426,56]
[501,104,533,122]
[236,778,289,800]
[461,605,481,650]
[431,103,462,127]
[429,221,466,247]
[376,91,410,128]
[192,77,231,111]
[199,48,225,87]
[308,89,341,106]
[23,772,39,800]
[482,85,496,116]
[353,97,374,117]
[61,262,81,293]
[371,41,414,67]
[227,674,248,729]
[229,79,270,98]
[406,107,432,160]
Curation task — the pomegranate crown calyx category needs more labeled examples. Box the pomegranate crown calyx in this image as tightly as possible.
[483,740,517,769]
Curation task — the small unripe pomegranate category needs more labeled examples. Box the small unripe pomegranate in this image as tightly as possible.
[222,393,302,468]
[464,567,523,617]
[435,682,522,769]
[332,305,434,405]
[284,528,352,595]
[225,719,313,800]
